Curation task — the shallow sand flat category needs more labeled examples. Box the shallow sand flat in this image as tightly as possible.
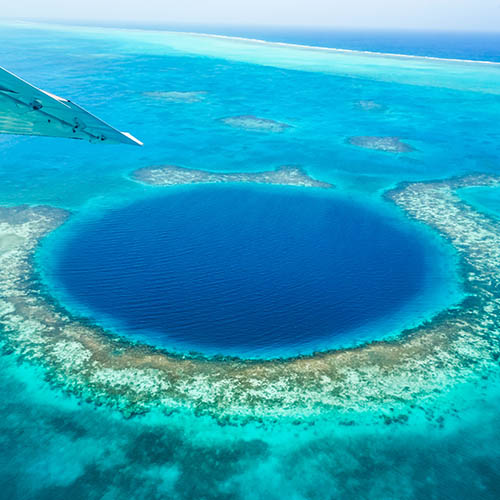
[0,174,499,424]
[132,164,333,189]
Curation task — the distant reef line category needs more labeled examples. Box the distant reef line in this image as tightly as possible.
[0,172,499,426]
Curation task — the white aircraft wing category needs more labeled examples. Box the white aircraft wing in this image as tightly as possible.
[0,66,142,146]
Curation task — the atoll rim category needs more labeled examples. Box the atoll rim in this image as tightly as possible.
[0,173,497,423]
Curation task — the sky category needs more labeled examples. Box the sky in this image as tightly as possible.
[2,0,500,31]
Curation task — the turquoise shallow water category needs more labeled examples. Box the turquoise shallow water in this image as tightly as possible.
[2,351,500,500]
[459,185,500,220]
[0,21,500,499]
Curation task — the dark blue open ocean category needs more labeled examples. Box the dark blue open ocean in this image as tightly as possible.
[214,28,500,62]
[0,21,499,500]
[218,27,500,62]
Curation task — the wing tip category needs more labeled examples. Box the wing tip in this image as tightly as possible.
[120,131,143,146]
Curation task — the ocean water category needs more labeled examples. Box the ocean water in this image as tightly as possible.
[207,28,500,62]
[0,20,499,499]
[459,185,500,220]
[40,184,457,358]
[104,24,500,63]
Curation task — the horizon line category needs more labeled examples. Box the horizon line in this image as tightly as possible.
[2,17,500,35]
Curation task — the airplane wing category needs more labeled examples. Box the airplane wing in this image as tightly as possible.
[0,66,142,146]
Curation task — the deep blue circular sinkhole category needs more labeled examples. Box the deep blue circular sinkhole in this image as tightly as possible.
[44,184,436,358]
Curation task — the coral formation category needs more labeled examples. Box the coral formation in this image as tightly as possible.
[0,174,499,424]
[132,164,333,189]
[348,136,414,152]
[220,115,290,132]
